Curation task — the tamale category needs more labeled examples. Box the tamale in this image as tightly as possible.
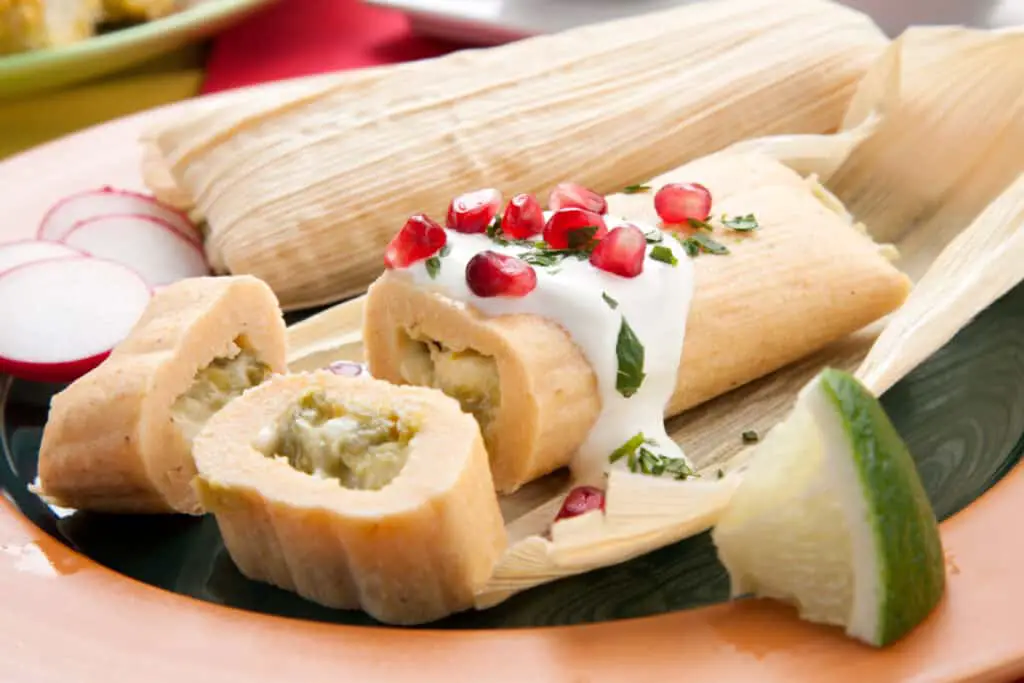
[192,371,507,625]
[147,0,888,309]
[37,276,287,514]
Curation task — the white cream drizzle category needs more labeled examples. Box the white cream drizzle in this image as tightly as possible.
[395,215,695,485]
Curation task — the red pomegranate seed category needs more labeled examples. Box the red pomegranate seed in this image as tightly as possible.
[654,182,712,225]
[549,182,608,215]
[383,214,447,269]
[555,486,606,522]
[465,251,537,298]
[589,223,646,278]
[446,188,502,233]
[502,193,545,239]
[543,208,608,250]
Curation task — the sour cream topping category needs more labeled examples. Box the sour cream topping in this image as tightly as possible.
[397,216,695,485]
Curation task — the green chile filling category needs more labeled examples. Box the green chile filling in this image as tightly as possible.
[398,331,501,434]
[173,346,272,443]
[265,390,414,491]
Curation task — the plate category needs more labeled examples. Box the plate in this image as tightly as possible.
[365,0,1024,44]
[0,0,275,100]
[2,103,1024,682]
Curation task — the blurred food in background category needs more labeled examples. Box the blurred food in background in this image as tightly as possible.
[0,0,208,55]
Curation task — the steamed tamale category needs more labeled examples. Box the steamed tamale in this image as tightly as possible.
[147,0,888,310]
[193,371,508,625]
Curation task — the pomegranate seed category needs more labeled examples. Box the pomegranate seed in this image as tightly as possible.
[446,188,502,233]
[549,182,608,215]
[589,224,646,278]
[465,251,537,298]
[555,486,606,522]
[654,182,712,225]
[383,214,447,269]
[543,208,608,250]
[502,193,545,239]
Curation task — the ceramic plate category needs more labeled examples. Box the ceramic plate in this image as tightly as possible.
[0,0,274,100]
[1,103,1024,682]
[365,0,1024,44]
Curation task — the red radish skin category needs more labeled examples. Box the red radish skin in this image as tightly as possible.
[654,182,712,225]
[590,224,647,278]
[549,182,608,215]
[0,257,152,383]
[465,251,537,298]
[543,208,608,249]
[61,215,209,288]
[384,214,447,269]
[501,193,545,239]
[0,240,85,275]
[555,486,606,521]
[38,187,200,245]
[446,188,502,234]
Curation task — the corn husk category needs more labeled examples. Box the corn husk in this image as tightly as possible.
[146,0,887,310]
[282,25,1024,609]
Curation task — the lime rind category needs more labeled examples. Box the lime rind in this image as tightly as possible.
[816,368,945,646]
[712,368,945,647]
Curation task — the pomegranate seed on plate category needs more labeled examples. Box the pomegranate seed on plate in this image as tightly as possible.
[555,485,606,522]
[549,182,608,215]
[465,251,537,298]
[589,223,646,278]
[446,188,502,233]
[654,182,712,225]
[543,208,607,249]
[383,214,447,269]
[502,193,545,239]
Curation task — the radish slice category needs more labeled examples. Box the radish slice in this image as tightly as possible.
[38,187,200,245]
[0,257,152,383]
[62,215,210,288]
[0,240,84,274]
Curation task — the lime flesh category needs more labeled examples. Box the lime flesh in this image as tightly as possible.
[711,368,945,647]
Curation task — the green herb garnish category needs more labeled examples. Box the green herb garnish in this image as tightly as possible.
[567,225,600,251]
[644,230,663,244]
[649,245,678,266]
[486,216,504,241]
[687,217,714,232]
[602,292,619,309]
[623,183,652,194]
[615,317,645,398]
[742,429,760,444]
[609,434,693,479]
[440,244,451,257]
[723,213,759,232]
[717,468,725,479]
[609,432,646,464]
[676,232,730,257]
[519,248,589,268]
[425,256,441,279]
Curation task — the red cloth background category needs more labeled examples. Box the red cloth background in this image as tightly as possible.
[201,0,460,93]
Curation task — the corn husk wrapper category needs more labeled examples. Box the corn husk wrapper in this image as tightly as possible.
[282,25,1024,609]
[146,0,887,310]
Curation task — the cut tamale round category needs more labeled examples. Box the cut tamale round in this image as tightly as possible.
[364,152,912,491]
[37,276,287,514]
[192,371,507,625]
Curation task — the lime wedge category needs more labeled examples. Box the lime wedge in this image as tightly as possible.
[711,368,945,647]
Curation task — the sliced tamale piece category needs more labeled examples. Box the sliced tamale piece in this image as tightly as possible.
[37,276,287,514]
[193,371,507,625]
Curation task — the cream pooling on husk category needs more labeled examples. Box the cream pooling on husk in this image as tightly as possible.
[396,220,694,485]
